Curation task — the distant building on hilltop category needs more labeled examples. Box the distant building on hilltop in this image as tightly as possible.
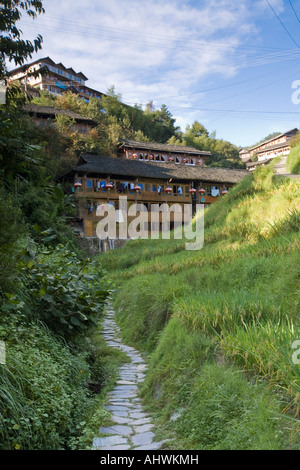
[239,128,298,171]
[8,56,104,102]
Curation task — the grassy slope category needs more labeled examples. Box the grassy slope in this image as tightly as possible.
[99,163,300,450]
[287,142,300,175]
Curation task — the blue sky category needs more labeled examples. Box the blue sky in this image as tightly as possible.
[11,0,300,147]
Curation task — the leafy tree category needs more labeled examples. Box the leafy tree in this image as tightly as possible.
[0,0,45,80]
[167,120,244,168]
[0,98,42,187]
[186,121,209,138]
[54,114,76,133]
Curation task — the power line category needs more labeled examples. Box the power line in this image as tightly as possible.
[265,0,300,48]
[288,0,300,23]
[34,14,288,53]
[21,19,300,71]
[150,61,300,103]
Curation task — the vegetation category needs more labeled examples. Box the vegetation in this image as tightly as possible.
[30,88,244,169]
[1,0,298,452]
[168,120,244,169]
[287,131,300,175]
[0,2,117,450]
[0,0,44,79]
[100,163,300,449]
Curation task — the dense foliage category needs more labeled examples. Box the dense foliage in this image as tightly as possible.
[0,1,115,450]
[31,88,244,169]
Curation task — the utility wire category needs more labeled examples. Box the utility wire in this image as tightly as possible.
[288,0,300,23]
[265,0,300,48]
[21,19,300,70]
[31,13,288,53]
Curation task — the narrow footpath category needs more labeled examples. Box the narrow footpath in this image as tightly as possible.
[274,155,300,179]
[92,302,168,451]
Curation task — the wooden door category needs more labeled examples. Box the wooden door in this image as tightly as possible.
[85,220,93,237]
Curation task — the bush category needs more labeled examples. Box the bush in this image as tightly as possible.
[13,243,111,339]
[0,321,90,450]
[0,185,23,295]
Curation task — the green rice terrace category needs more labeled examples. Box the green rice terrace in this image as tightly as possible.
[98,162,300,450]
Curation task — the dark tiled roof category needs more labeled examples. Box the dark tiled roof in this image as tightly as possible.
[119,139,211,156]
[72,154,248,184]
[23,104,97,124]
[246,159,272,168]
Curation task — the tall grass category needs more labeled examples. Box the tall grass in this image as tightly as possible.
[102,164,300,449]
[286,142,300,174]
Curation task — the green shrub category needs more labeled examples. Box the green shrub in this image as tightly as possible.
[0,185,24,295]
[13,243,111,339]
[0,322,90,450]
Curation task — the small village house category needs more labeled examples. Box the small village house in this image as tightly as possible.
[239,128,298,171]
[23,104,98,135]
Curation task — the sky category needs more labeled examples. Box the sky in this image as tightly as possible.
[9,0,300,147]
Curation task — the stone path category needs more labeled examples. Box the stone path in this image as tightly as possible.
[92,303,168,451]
[274,156,300,180]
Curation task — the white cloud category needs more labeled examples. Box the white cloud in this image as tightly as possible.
[11,0,287,133]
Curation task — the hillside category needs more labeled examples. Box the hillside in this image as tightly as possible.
[99,162,300,450]
[30,90,244,169]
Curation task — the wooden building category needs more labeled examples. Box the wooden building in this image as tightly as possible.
[239,128,298,171]
[65,153,248,238]
[23,104,98,134]
[8,57,104,102]
[118,139,210,166]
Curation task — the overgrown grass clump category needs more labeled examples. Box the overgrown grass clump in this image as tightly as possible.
[103,164,300,450]
[287,142,300,174]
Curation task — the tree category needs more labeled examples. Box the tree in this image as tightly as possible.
[187,121,209,138]
[145,100,155,114]
[0,0,45,80]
